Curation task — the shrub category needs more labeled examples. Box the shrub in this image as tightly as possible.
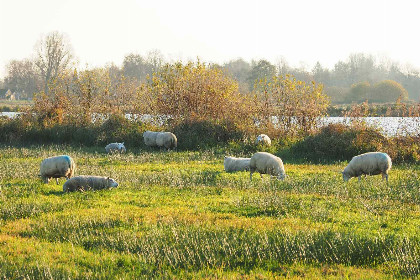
[371,80,409,103]
[253,75,330,136]
[149,61,254,131]
[292,124,388,162]
[172,120,245,150]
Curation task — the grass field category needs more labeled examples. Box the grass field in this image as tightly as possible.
[0,145,419,279]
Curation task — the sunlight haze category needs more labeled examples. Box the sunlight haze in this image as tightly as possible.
[1,0,420,77]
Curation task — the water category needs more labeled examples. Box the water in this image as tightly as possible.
[0,112,21,118]
[320,117,420,136]
[1,112,418,136]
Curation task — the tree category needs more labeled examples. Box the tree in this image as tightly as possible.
[371,80,409,103]
[4,59,40,98]
[348,81,371,103]
[149,61,252,127]
[223,58,251,83]
[122,53,148,81]
[254,75,329,135]
[34,31,74,94]
[247,60,277,90]
[146,49,164,76]
[223,58,251,93]
[312,61,330,85]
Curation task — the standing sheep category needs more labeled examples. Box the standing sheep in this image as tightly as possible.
[342,152,392,182]
[39,155,76,184]
[224,156,251,172]
[63,175,119,192]
[250,152,286,180]
[255,134,271,146]
[105,142,126,154]
[143,131,159,147]
[143,131,177,150]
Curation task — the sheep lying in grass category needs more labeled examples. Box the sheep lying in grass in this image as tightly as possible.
[224,156,251,172]
[39,155,75,184]
[255,134,271,146]
[105,142,126,154]
[250,152,286,180]
[342,152,392,182]
[143,131,177,150]
[63,175,118,192]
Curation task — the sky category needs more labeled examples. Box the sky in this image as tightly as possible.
[1,0,420,78]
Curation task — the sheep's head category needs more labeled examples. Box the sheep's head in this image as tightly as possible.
[342,171,350,182]
[118,142,126,153]
[107,177,119,188]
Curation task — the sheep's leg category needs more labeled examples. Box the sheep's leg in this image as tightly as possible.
[250,171,253,181]
[358,176,361,181]
[382,173,388,182]
[56,178,59,185]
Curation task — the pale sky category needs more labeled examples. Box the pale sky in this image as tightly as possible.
[1,0,420,78]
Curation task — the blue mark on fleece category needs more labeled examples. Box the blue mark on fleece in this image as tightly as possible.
[62,155,71,167]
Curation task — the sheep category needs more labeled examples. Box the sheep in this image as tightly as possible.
[63,175,119,192]
[143,131,177,150]
[342,152,392,182]
[143,131,159,147]
[250,152,286,180]
[224,156,251,172]
[255,134,271,146]
[105,142,126,154]
[39,155,76,184]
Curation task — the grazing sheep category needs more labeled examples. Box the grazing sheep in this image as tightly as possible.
[250,152,286,180]
[39,155,75,184]
[342,152,392,182]
[224,156,251,172]
[63,175,119,192]
[143,131,159,147]
[143,131,177,150]
[255,134,271,146]
[105,142,126,154]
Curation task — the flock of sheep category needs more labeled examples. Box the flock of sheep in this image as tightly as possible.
[39,132,393,192]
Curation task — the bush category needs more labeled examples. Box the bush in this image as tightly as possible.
[96,115,148,148]
[292,124,388,162]
[0,114,150,148]
[388,136,420,163]
[172,120,245,150]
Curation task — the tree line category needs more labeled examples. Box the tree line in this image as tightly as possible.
[1,31,419,104]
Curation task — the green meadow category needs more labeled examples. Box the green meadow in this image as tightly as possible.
[0,145,419,279]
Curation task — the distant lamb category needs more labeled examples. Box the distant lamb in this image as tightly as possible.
[255,134,271,146]
[250,152,286,180]
[39,155,75,184]
[342,152,392,182]
[224,156,251,172]
[105,142,126,154]
[143,131,177,150]
[63,175,119,192]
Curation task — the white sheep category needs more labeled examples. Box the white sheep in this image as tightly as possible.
[250,152,286,180]
[143,131,159,147]
[255,134,272,146]
[105,142,126,154]
[39,155,76,184]
[342,152,392,182]
[63,175,119,192]
[224,156,251,172]
[143,131,177,150]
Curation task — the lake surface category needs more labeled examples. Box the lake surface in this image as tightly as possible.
[1,112,418,137]
[319,117,420,136]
